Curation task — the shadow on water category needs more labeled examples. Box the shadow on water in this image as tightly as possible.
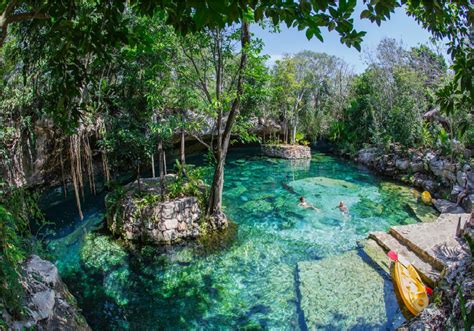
[357,248,405,330]
[294,264,309,331]
[59,233,239,330]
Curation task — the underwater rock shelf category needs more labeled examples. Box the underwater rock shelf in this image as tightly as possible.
[261,144,311,159]
[297,251,403,330]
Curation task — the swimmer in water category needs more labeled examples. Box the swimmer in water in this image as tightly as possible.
[299,197,320,212]
[338,201,349,214]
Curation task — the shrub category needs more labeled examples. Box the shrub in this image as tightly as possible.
[0,184,46,321]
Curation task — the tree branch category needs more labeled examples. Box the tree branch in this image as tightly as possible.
[221,20,250,153]
[189,132,210,150]
[0,1,49,48]
[181,44,213,104]
[7,11,49,24]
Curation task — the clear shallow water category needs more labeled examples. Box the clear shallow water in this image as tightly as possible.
[44,148,424,330]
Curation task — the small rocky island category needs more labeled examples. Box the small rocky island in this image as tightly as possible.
[106,176,226,245]
[261,144,311,159]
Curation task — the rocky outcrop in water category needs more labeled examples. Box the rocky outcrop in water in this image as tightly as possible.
[261,144,311,159]
[107,177,226,245]
[3,255,90,330]
[356,146,473,212]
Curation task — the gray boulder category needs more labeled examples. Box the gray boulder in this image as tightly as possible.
[395,158,409,171]
[357,148,378,166]
[5,255,90,331]
[433,199,465,214]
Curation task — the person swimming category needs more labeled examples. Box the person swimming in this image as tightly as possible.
[299,197,320,212]
[338,201,348,214]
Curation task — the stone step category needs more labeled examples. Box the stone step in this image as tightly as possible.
[389,213,471,271]
[368,231,441,287]
[358,239,391,275]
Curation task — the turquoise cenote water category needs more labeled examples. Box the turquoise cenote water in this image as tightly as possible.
[43,148,426,330]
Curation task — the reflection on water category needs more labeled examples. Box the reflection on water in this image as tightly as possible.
[44,148,426,330]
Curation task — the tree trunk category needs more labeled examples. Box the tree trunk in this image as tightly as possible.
[151,154,155,178]
[163,151,167,175]
[207,21,250,217]
[69,137,84,220]
[158,138,165,200]
[137,163,141,193]
[207,154,225,215]
[59,141,67,198]
[291,124,296,145]
[180,128,186,166]
[180,128,187,177]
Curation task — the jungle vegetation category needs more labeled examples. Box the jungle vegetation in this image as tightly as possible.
[0,0,472,322]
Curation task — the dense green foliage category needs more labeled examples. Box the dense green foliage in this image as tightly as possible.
[265,38,471,157]
[0,183,45,321]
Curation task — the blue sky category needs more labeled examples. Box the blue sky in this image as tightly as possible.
[252,4,444,73]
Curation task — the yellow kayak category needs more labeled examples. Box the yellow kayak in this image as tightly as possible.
[391,256,429,316]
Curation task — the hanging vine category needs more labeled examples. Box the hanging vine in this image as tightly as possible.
[59,140,67,198]
[97,118,111,184]
[82,134,96,195]
[69,134,84,220]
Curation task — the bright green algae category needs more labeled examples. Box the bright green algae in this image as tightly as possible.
[45,148,433,330]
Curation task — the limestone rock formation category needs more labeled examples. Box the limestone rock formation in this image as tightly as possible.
[3,255,90,330]
[356,146,473,212]
[433,199,465,214]
[398,223,473,330]
[107,177,225,245]
[261,144,311,159]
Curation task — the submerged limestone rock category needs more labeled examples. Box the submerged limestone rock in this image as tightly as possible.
[406,202,439,223]
[261,144,311,159]
[290,176,358,191]
[107,177,225,245]
[4,255,90,330]
[297,251,404,329]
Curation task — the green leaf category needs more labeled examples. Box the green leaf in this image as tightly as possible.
[360,9,372,19]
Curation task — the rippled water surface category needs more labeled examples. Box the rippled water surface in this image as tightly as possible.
[44,148,426,330]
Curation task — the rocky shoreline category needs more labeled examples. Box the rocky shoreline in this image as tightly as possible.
[352,145,473,330]
[3,255,91,330]
[355,146,473,213]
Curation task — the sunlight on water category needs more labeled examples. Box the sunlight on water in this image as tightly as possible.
[45,148,428,330]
